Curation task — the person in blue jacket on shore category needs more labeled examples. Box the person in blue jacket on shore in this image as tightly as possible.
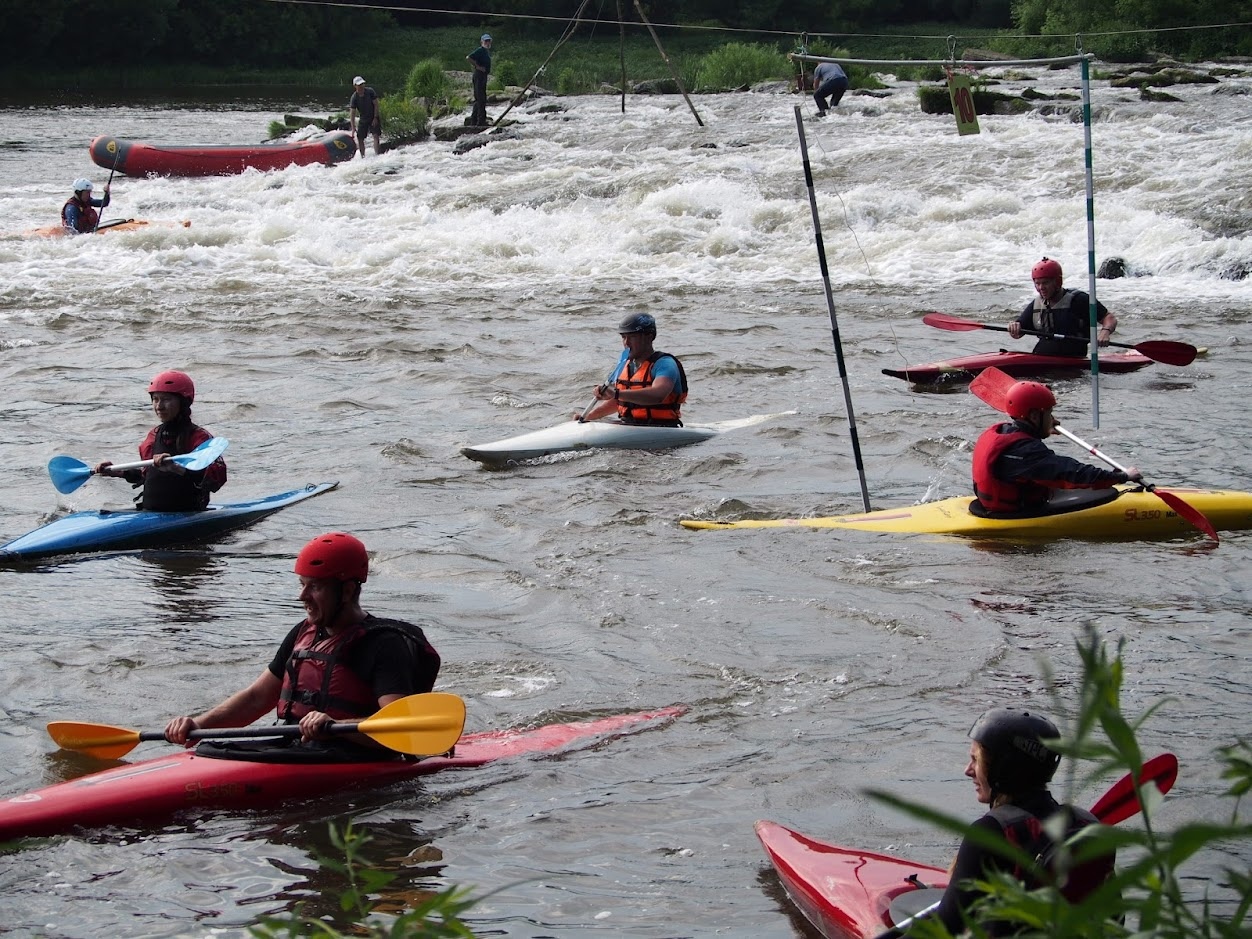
[62,178,110,233]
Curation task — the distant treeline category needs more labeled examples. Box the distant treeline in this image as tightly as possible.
[5,0,1249,67]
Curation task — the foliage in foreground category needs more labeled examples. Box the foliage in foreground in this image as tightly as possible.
[250,822,476,939]
[870,629,1252,939]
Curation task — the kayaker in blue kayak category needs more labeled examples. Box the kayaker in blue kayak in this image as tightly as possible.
[972,380,1139,515]
[61,177,111,233]
[94,370,228,511]
[1008,257,1119,357]
[578,313,688,426]
[916,709,1116,937]
[163,532,442,759]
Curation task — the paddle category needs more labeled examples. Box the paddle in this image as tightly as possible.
[95,218,136,232]
[46,691,466,761]
[872,753,1179,939]
[93,144,120,233]
[47,436,230,495]
[968,367,1218,542]
[923,312,1197,367]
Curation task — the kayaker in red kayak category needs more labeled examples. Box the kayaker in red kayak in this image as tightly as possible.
[163,532,442,759]
[578,313,688,426]
[919,708,1116,936]
[972,379,1139,515]
[1007,257,1119,357]
[61,177,111,233]
[94,370,228,511]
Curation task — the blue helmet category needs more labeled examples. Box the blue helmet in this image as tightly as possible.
[618,313,657,335]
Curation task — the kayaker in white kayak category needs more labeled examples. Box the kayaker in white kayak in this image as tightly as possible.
[972,380,1139,515]
[94,369,228,511]
[163,532,442,758]
[905,709,1117,937]
[578,313,688,426]
[61,177,111,233]
[1007,257,1119,357]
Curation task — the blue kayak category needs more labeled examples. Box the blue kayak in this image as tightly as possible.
[0,482,339,561]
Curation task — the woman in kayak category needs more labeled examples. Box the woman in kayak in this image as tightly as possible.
[61,177,111,233]
[163,532,441,759]
[578,312,688,426]
[972,380,1138,515]
[1007,257,1118,357]
[925,708,1116,936]
[94,369,227,511]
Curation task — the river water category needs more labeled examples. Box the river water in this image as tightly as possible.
[0,65,1250,937]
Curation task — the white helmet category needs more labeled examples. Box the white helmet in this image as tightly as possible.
[73,178,94,193]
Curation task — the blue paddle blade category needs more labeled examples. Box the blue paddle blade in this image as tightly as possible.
[175,437,230,471]
[48,456,93,495]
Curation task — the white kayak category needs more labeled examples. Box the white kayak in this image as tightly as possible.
[461,413,793,466]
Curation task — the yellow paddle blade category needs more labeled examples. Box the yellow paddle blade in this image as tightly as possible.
[356,692,466,756]
[46,721,143,760]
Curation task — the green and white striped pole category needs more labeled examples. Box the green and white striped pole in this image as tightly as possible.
[1080,52,1101,427]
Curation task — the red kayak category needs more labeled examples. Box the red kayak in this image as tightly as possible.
[882,350,1152,384]
[90,133,357,177]
[0,706,682,841]
[756,820,946,939]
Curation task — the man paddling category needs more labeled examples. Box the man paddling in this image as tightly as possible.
[164,532,441,759]
[94,370,228,511]
[579,313,688,426]
[1008,257,1118,356]
[61,177,111,233]
[972,379,1138,515]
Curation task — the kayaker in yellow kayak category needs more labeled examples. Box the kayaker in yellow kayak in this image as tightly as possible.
[578,313,688,426]
[1007,257,1119,356]
[162,532,442,758]
[972,380,1139,515]
[93,370,228,511]
[61,177,111,233]
[903,709,1116,937]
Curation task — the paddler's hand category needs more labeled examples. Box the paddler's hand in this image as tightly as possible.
[299,710,334,742]
[594,383,617,401]
[164,716,197,746]
[94,460,115,477]
[1125,467,1142,483]
[1008,322,1024,339]
[152,453,186,474]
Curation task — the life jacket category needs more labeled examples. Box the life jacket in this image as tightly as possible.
[61,197,99,233]
[1027,289,1095,356]
[140,419,213,512]
[991,803,1115,903]
[972,422,1051,513]
[615,351,687,425]
[277,615,441,722]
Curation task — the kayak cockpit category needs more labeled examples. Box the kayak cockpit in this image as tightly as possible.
[968,487,1121,520]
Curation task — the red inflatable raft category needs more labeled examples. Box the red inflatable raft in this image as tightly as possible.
[90,132,356,177]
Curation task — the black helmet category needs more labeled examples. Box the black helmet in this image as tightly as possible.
[969,708,1061,796]
[618,313,657,335]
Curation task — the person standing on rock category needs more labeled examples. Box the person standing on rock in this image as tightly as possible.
[466,34,492,127]
[349,76,382,157]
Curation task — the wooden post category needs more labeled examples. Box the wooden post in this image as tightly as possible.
[632,0,704,126]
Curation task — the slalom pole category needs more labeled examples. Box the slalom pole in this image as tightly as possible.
[1080,51,1101,427]
[792,105,871,512]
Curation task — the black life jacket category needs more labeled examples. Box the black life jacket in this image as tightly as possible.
[141,419,211,511]
[990,803,1116,902]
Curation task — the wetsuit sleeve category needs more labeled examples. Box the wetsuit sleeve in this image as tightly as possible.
[999,437,1128,489]
[1016,301,1034,327]
[63,203,81,230]
[268,623,304,680]
[933,815,1006,934]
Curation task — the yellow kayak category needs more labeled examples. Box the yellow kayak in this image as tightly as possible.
[680,487,1252,540]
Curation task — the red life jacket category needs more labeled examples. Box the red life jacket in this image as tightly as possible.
[61,197,99,233]
[277,616,441,722]
[615,351,687,425]
[992,804,1115,903]
[972,422,1051,513]
[278,620,379,722]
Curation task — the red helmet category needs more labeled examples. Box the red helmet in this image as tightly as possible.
[294,532,369,583]
[1006,381,1056,420]
[1031,257,1063,281]
[147,370,195,403]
